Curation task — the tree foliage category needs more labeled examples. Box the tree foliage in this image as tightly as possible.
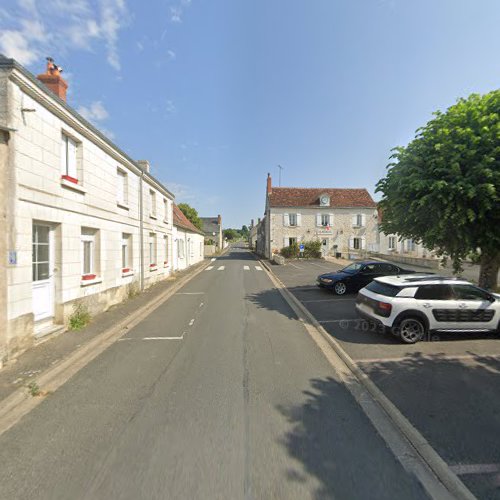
[376,90,500,288]
[178,203,203,230]
[223,228,240,241]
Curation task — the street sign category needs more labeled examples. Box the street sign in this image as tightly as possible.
[299,244,305,253]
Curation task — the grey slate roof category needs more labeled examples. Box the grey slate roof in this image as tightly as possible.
[200,217,221,235]
[0,54,174,199]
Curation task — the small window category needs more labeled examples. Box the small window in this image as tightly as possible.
[149,190,156,217]
[289,213,297,226]
[352,237,361,250]
[388,236,396,250]
[164,235,169,264]
[32,224,50,281]
[415,285,453,300]
[178,238,185,259]
[117,169,128,205]
[164,199,169,222]
[452,285,491,301]
[122,233,132,270]
[61,133,79,182]
[81,228,98,276]
[149,233,157,266]
[289,237,297,246]
[356,214,363,227]
[321,214,330,227]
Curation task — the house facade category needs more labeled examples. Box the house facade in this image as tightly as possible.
[261,174,378,259]
[200,215,223,253]
[173,205,205,271]
[0,56,179,362]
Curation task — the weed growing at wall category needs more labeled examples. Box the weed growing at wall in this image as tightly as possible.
[69,303,91,331]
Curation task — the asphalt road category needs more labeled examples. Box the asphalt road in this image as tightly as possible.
[272,259,500,500]
[0,247,428,500]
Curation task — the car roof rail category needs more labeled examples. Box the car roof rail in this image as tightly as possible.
[401,275,463,283]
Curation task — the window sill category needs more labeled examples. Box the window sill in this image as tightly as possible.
[80,276,102,287]
[61,178,87,193]
[122,270,134,278]
[149,265,158,272]
[149,214,157,220]
[117,201,130,210]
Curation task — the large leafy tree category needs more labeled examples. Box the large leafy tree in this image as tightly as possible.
[178,203,203,231]
[376,90,500,290]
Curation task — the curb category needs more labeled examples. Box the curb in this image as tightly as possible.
[0,258,214,437]
[259,258,475,500]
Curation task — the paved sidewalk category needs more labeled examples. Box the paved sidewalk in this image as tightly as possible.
[0,261,208,403]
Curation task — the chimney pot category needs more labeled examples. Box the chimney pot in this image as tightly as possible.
[137,160,150,173]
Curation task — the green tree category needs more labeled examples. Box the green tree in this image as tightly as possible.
[223,228,239,241]
[376,90,500,289]
[178,203,203,231]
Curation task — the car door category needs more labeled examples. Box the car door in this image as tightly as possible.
[354,264,378,290]
[414,284,458,330]
[450,284,498,331]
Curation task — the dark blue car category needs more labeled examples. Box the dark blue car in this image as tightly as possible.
[317,261,415,295]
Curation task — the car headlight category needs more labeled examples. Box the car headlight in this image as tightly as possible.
[322,278,333,283]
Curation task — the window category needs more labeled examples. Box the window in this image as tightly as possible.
[164,199,169,222]
[406,239,416,252]
[149,190,156,217]
[81,228,98,277]
[289,237,297,246]
[32,225,50,281]
[178,238,185,259]
[122,233,132,271]
[352,237,361,250]
[164,235,169,265]
[365,281,401,297]
[117,169,128,206]
[149,233,157,267]
[452,285,491,301]
[415,285,453,300]
[61,133,78,182]
[352,214,365,227]
[388,236,396,250]
[321,214,330,227]
[289,213,297,226]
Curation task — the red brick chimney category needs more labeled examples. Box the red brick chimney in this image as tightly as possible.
[267,173,272,195]
[37,57,68,102]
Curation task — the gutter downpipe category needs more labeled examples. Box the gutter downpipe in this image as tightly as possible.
[139,168,145,291]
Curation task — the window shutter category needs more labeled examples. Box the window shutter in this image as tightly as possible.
[352,214,358,227]
[61,136,67,175]
[283,213,289,226]
[67,137,77,179]
[117,172,124,203]
[296,213,301,226]
[349,237,354,248]
[361,236,366,250]
[316,214,322,227]
[361,214,366,227]
[329,214,334,227]
[283,237,288,248]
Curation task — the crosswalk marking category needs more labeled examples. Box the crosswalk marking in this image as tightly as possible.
[206,266,214,271]
[244,265,250,270]
[218,266,225,271]
[255,266,262,271]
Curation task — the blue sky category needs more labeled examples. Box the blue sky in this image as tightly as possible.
[1,0,499,228]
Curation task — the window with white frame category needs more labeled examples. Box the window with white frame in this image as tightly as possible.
[164,199,169,222]
[149,233,157,267]
[289,213,297,226]
[388,236,396,250]
[149,190,156,217]
[164,235,169,265]
[117,169,128,206]
[321,214,330,227]
[61,133,79,182]
[178,238,185,259]
[352,237,361,250]
[122,233,132,271]
[81,228,98,276]
[406,239,416,252]
[350,237,365,250]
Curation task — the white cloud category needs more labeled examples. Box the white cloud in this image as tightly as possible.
[167,49,176,60]
[165,100,177,115]
[167,182,196,201]
[0,0,129,71]
[77,100,109,121]
[169,0,192,23]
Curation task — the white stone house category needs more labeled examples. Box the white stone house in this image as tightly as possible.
[172,205,205,271]
[0,56,178,362]
[262,174,378,259]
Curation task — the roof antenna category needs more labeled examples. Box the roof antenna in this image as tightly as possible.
[277,164,284,187]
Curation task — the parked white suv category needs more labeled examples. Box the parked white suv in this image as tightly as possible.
[355,275,500,344]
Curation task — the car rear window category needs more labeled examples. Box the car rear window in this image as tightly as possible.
[365,281,400,297]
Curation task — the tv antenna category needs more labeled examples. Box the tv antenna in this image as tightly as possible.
[277,164,284,187]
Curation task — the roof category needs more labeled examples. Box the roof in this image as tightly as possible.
[173,205,204,235]
[200,217,221,234]
[376,275,470,287]
[268,187,376,208]
[0,54,174,199]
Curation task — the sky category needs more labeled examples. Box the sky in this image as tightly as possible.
[0,0,499,228]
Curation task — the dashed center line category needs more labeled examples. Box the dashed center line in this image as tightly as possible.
[189,319,195,326]
[206,266,214,271]
[244,265,250,270]
[255,266,262,271]
[218,266,225,271]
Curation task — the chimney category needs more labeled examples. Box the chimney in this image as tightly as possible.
[217,214,222,225]
[258,218,261,224]
[37,57,68,102]
[267,173,272,195]
[251,219,254,228]
[137,160,150,173]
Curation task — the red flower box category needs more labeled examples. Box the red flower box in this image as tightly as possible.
[62,174,78,184]
[149,263,157,267]
[122,268,130,273]
[82,274,96,280]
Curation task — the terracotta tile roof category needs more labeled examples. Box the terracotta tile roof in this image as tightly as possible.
[173,205,204,235]
[268,187,377,208]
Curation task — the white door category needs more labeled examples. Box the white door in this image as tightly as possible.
[32,224,54,322]
[321,238,328,256]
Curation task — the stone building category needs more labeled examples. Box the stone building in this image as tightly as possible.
[260,174,378,259]
[200,215,223,252]
[0,55,181,363]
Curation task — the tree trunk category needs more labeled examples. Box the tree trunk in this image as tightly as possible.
[478,253,500,290]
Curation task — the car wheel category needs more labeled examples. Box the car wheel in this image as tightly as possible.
[334,282,347,295]
[398,317,426,344]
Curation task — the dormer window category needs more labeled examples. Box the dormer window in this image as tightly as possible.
[319,194,330,207]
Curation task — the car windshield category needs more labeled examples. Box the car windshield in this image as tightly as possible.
[341,263,364,273]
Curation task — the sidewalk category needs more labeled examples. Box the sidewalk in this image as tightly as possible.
[0,261,208,404]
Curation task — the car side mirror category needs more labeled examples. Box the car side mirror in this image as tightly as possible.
[487,294,496,303]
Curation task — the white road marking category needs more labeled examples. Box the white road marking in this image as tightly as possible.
[211,258,216,262]
[255,266,262,271]
[450,463,500,475]
[288,263,303,269]
[189,319,195,326]
[218,266,225,271]
[206,266,214,271]
[199,302,204,308]
[176,292,205,295]
[244,265,250,270]
[142,336,184,340]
